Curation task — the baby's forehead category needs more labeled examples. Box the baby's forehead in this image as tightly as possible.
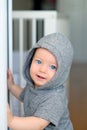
[33,48,58,65]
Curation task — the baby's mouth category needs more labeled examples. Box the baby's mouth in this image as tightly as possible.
[36,74,46,79]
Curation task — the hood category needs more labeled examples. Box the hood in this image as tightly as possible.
[23,33,74,90]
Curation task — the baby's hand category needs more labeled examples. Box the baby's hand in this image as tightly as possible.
[7,69,15,90]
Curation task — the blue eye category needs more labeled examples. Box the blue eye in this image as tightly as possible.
[50,65,57,70]
[36,60,42,64]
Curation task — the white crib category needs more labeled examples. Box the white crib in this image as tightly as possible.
[10,11,57,116]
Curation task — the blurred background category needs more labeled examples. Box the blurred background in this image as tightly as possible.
[12,0,87,130]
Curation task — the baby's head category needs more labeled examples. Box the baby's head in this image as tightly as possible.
[30,48,58,87]
[23,33,74,89]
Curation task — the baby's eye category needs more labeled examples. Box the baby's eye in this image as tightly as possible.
[36,60,42,64]
[50,65,57,70]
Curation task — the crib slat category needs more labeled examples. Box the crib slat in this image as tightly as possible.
[13,11,57,19]
[31,19,36,46]
[19,19,24,86]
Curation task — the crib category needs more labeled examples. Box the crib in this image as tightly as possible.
[10,10,58,116]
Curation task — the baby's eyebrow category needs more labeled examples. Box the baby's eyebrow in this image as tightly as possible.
[34,58,41,60]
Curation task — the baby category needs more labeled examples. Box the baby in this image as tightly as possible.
[7,33,74,130]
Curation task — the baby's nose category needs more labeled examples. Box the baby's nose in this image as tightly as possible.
[39,65,47,73]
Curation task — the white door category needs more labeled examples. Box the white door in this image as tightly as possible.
[0,0,12,130]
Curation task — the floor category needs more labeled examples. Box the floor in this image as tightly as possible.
[69,63,87,130]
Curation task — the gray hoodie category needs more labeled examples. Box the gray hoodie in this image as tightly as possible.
[20,33,74,130]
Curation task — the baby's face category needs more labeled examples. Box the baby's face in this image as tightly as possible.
[30,48,58,87]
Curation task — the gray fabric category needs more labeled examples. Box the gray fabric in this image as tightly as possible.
[20,33,74,130]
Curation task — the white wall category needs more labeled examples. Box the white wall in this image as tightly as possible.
[57,0,87,63]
